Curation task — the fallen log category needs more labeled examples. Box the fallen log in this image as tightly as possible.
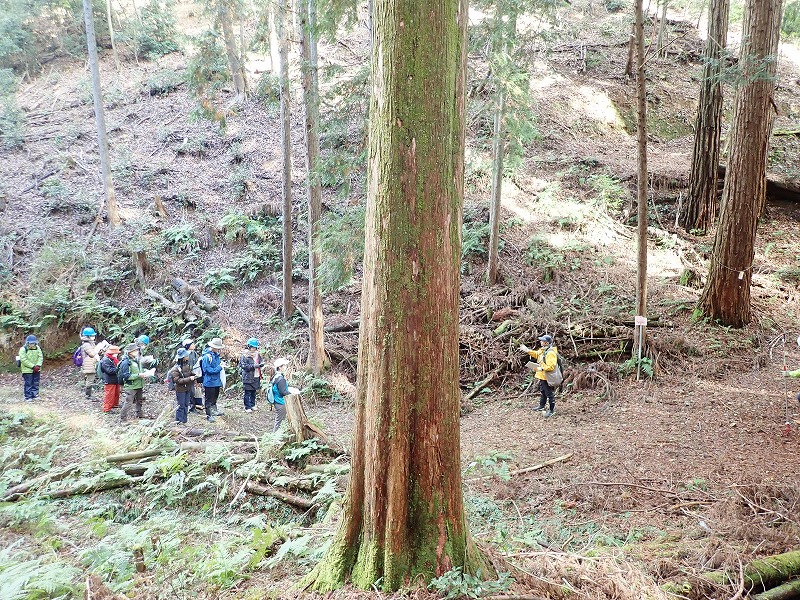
[2,463,86,501]
[324,320,360,333]
[665,550,800,597]
[244,482,314,509]
[42,476,145,500]
[304,463,350,475]
[171,278,217,312]
[751,579,800,600]
[463,367,503,404]
[706,551,800,594]
[717,164,800,204]
[105,447,175,463]
[466,453,573,483]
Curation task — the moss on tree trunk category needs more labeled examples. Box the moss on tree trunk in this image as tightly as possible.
[305,0,486,592]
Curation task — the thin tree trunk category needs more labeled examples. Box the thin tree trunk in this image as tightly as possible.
[487,89,505,285]
[82,0,121,229]
[681,0,729,232]
[299,0,326,373]
[269,1,280,73]
[487,3,513,286]
[698,0,783,326]
[634,0,649,360]
[105,0,119,68]
[306,0,486,591]
[277,0,293,319]
[656,0,669,55]
[218,0,248,99]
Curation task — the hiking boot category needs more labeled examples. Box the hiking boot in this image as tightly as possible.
[544,409,555,418]
[533,405,546,412]
[206,415,216,423]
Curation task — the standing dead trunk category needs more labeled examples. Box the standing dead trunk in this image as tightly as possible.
[698,0,783,326]
[681,0,729,232]
[82,0,121,229]
[306,0,486,591]
[277,0,294,319]
[299,0,326,373]
[218,0,248,100]
[634,0,649,364]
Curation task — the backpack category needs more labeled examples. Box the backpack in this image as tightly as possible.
[95,359,103,380]
[164,366,179,391]
[192,357,204,378]
[73,347,83,367]
[267,383,276,404]
[117,357,129,384]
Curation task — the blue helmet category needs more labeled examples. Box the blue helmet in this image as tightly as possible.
[247,338,259,348]
[82,327,96,337]
[138,335,150,346]
[176,348,189,360]
[25,334,38,344]
[538,335,553,344]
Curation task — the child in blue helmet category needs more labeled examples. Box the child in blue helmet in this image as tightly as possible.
[238,338,263,412]
[80,327,103,401]
[19,334,43,401]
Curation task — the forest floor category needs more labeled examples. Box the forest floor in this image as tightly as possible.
[3,0,800,598]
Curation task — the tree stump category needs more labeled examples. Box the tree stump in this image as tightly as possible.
[285,394,328,444]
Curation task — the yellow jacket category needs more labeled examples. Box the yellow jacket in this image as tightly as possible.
[527,345,558,381]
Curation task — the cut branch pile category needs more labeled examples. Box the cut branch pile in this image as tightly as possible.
[2,437,348,512]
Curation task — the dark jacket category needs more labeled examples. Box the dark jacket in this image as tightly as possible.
[238,352,262,391]
[100,356,120,385]
[201,349,223,388]
[170,362,195,393]
[271,372,289,405]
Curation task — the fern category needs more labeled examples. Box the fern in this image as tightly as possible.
[0,546,81,600]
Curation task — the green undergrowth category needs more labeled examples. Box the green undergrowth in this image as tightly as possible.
[0,410,345,599]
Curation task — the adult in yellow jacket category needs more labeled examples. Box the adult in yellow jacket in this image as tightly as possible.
[520,334,559,417]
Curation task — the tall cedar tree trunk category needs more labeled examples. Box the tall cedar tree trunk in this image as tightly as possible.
[82,0,121,228]
[277,0,293,319]
[218,0,248,99]
[299,0,326,372]
[634,0,649,356]
[306,0,486,591]
[698,0,783,326]
[682,0,729,231]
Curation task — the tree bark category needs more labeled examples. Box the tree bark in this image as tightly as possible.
[682,0,729,232]
[218,0,248,100]
[277,0,294,320]
[299,0,326,373]
[82,0,121,229]
[698,0,783,327]
[634,0,649,362]
[306,0,485,591]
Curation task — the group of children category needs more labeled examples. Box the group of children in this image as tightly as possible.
[17,330,293,431]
